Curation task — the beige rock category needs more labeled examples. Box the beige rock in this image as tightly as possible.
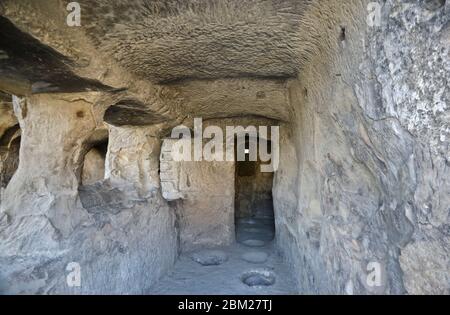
[81,148,106,185]
[0,0,447,295]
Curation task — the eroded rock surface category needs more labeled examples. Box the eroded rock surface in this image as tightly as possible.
[0,96,177,294]
[274,0,449,295]
[161,138,235,251]
[81,148,106,185]
[0,0,448,295]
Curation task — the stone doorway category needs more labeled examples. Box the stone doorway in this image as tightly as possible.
[234,137,275,245]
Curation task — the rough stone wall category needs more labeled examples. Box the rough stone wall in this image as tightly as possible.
[0,0,447,295]
[105,125,162,199]
[1,94,96,235]
[274,0,449,295]
[161,138,235,251]
[370,0,449,295]
[160,117,279,251]
[81,147,106,185]
[0,95,177,294]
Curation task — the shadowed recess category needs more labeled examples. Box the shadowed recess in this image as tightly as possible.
[0,16,121,95]
[104,99,170,126]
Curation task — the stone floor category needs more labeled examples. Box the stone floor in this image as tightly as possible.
[147,218,297,295]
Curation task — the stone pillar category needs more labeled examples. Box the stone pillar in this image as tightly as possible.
[0,96,178,294]
[105,125,161,199]
[0,94,97,236]
[160,138,235,251]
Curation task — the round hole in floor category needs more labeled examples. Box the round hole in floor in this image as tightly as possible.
[191,249,228,266]
[241,269,275,287]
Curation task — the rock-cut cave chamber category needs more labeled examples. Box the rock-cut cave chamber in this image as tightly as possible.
[0,1,449,295]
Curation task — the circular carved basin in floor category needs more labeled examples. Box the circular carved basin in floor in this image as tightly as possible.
[241,269,275,287]
[191,250,228,266]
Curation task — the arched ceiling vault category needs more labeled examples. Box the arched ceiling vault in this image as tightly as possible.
[0,0,327,124]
